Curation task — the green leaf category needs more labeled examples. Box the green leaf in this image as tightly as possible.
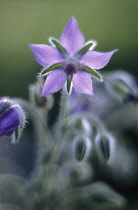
[51,39,67,54]
[82,66,102,81]
[0,102,11,115]
[40,63,63,76]
[76,43,93,57]
[67,74,73,94]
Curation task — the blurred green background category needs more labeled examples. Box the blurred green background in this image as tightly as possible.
[0,0,138,98]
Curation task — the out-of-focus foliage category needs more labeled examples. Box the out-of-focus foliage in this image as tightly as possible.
[1,69,137,210]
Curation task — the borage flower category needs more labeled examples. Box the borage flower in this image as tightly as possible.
[29,17,117,96]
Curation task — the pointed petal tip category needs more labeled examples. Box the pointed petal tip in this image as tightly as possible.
[40,89,54,97]
[40,93,47,97]
[113,49,118,53]
[40,90,54,97]
[28,43,34,49]
[69,16,77,22]
[60,16,84,55]
[80,49,118,70]
[28,43,32,49]
[71,16,75,19]
[64,17,78,28]
[28,43,37,52]
[87,91,94,96]
[40,91,45,97]
[82,90,94,96]
[73,88,94,96]
[92,94,96,98]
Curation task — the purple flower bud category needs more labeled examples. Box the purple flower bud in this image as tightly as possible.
[0,98,26,143]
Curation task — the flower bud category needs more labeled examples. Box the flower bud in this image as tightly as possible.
[95,133,111,161]
[73,136,92,161]
[29,77,54,110]
[0,97,26,143]
[99,136,110,161]
[105,70,137,102]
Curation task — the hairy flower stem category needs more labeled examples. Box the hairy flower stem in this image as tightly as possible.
[61,90,70,120]
[15,99,53,169]
[63,112,105,136]
[53,90,70,140]
[15,99,58,209]
[16,95,69,209]
[33,92,72,209]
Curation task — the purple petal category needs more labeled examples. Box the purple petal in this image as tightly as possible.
[72,71,93,95]
[0,107,20,136]
[5,125,18,136]
[29,44,64,67]
[41,69,67,96]
[80,49,118,70]
[60,17,85,56]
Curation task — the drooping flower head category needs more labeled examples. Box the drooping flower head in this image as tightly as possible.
[0,98,26,143]
[29,17,117,96]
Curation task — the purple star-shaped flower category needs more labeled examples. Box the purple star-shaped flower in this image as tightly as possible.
[29,17,117,96]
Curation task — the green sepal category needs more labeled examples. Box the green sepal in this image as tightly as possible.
[76,42,93,57]
[67,74,73,94]
[11,120,23,144]
[40,63,63,76]
[11,105,26,144]
[12,125,22,144]
[51,38,67,54]
[82,66,102,81]
[0,102,11,115]
[99,136,110,161]
[74,137,87,161]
